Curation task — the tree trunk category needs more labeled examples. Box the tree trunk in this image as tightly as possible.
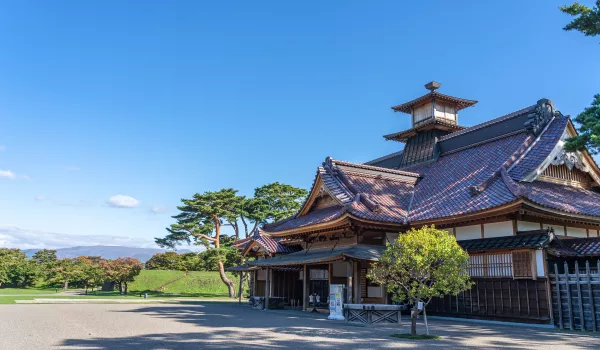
[84,283,88,295]
[63,281,69,290]
[218,261,236,298]
[411,306,419,336]
[124,282,128,295]
[118,282,123,295]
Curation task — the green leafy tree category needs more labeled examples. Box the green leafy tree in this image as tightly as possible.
[32,249,58,264]
[0,248,39,288]
[32,249,58,281]
[565,94,600,154]
[102,257,142,295]
[242,182,308,237]
[561,2,600,153]
[145,252,184,270]
[47,258,81,290]
[367,226,472,337]
[560,1,600,37]
[75,256,105,294]
[156,189,241,297]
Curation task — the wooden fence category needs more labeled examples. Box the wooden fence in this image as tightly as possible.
[427,278,551,323]
[550,260,600,331]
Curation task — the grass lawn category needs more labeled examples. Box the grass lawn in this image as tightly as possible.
[0,270,242,304]
[159,271,239,296]
[0,288,60,295]
[128,270,187,292]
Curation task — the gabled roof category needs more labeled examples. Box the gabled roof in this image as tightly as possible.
[237,230,302,256]
[262,158,420,235]
[391,91,477,114]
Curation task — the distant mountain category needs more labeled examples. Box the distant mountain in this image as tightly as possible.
[23,245,192,262]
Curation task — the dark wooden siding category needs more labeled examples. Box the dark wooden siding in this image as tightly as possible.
[427,278,551,323]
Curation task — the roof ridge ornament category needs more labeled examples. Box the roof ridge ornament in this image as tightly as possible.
[525,99,559,136]
[424,81,441,91]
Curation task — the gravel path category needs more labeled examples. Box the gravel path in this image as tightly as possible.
[0,303,598,349]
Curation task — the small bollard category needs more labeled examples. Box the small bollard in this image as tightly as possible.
[144,293,148,299]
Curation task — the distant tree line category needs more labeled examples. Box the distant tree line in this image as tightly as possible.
[0,248,142,294]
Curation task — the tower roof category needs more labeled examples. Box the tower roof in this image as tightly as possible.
[391,81,477,114]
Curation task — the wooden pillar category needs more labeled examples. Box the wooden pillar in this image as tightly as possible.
[353,262,360,304]
[303,264,308,311]
[238,271,244,304]
[251,270,256,296]
[265,267,270,310]
[346,262,354,303]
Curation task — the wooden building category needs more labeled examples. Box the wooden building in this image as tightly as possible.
[237,82,600,324]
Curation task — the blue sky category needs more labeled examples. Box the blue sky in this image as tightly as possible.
[0,1,598,249]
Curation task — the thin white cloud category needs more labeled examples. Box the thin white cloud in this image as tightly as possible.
[35,195,45,202]
[0,225,159,250]
[66,166,80,172]
[20,175,31,180]
[0,145,5,151]
[108,195,140,208]
[150,205,170,214]
[0,170,16,180]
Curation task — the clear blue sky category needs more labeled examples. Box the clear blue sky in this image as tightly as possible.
[0,1,598,249]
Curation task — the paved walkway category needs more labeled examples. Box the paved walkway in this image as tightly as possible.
[0,302,598,349]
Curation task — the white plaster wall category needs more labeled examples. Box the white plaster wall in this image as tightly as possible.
[455,225,481,241]
[567,227,588,238]
[542,223,564,236]
[483,221,513,238]
[535,250,545,277]
[309,236,357,249]
[518,221,541,232]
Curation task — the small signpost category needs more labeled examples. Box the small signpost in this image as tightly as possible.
[418,301,429,335]
[328,284,344,320]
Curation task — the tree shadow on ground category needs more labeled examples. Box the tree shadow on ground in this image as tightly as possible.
[59,303,600,349]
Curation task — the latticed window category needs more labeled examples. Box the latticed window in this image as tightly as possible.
[467,251,534,278]
[468,253,512,277]
[512,251,533,278]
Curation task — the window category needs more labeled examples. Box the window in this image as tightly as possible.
[468,253,512,277]
[512,251,533,278]
[467,251,534,279]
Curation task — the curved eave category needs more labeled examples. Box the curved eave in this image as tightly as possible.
[391,92,478,114]
[262,212,407,238]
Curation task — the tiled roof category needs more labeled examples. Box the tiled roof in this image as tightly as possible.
[458,231,553,252]
[263,206,346,233]
[253,230,302,254]
[261,102,600,235]
[384,118,464,142]
[405,131,528,222]
[248,245,384,266]
[521,180,600,217]
[440,105,536,142]
[509,116,569,180]
[391,91,477,114]
[263,158,418,233]
[548,237,600,257]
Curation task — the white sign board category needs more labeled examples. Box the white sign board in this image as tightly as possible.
[328,284,345,320]
[417,301,424,310]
